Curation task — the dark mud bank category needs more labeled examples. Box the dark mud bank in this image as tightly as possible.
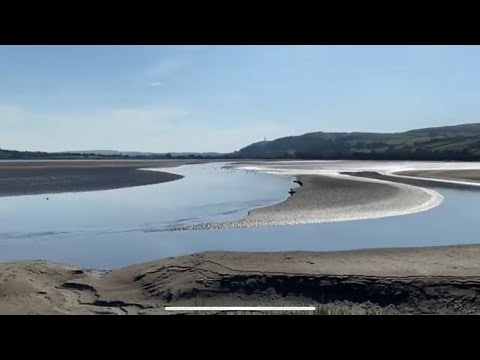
[0,167,183,197]
[156,273,480,314]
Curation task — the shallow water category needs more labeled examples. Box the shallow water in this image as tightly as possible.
[0,162,479,269]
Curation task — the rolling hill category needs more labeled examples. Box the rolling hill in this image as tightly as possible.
[2,123,480,161]
[230,123,480,161]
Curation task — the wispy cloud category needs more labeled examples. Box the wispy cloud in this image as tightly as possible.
[148,58,185,79]
[143,46,212,88]
[146,81,165,87]
[143,54,194,88]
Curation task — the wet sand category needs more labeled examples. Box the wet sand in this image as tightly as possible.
[244,174,439,225]
[342,171,480,191]
[0,160,201,197]
[3,245,480,315]
[396,169,480,184]
[190,160,480,230]
[178,172,441,230]
[0,159,198,169]
[2,160,480,314]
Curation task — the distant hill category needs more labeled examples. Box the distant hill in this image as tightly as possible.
[3,123,480,161]
[230,123,480,161]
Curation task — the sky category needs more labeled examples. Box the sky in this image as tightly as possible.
[1,45,480,153]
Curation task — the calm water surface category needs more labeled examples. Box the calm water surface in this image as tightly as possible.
[0,163,478,269]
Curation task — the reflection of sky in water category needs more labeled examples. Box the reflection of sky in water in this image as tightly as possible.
[0,162,479,269]
[0,163,293,234]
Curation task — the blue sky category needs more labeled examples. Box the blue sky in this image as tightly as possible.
[1,45,480,152]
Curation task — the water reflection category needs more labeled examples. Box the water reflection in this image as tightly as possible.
[0,163,479,269]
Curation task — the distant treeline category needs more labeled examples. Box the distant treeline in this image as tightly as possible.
[275,149,480,161]
[0,149,130,160]
[3,123,480,161]
[2,149,480,162]
[0,149,231,160]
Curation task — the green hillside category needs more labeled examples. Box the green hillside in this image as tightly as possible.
[231,123,480,161]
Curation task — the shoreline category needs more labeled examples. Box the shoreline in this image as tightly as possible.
[342,171,480,191]
[2,160,480,314]
[0,160,202,197]
[3,244,480,314]
[244,173,443,225]
[184,162,480,231]
[174,171,443,231]
[391,169,480,187]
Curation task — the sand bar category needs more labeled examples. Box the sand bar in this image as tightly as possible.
[176,163,444,230]
[190,160,480,230]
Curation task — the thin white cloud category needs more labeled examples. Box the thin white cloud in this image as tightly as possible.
[148,58,185,79]
[144,47,210,88]
[143,57,187,89]
[146,81,165,87]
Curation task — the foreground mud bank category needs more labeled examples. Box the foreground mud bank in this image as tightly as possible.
[2,245,480,315]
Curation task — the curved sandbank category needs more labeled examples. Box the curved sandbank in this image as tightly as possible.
[174,173,441,230]
[245,174,440,225]
[0,160,195,197]
[3,245,480,315]
[164,160,480,231]
[199,160,480,229]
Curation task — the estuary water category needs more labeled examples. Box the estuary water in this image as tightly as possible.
[0,162,478,269]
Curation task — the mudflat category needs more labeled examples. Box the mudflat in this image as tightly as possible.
[2,245,480,315]
[343,171,480,190]
[180,172,439,230]
[0,160,200,197]
[0,159,194,169]
[397,169,480,184]
[245,174,436,224]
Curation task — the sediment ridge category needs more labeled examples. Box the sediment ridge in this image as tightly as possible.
[173,172,442,231]
[3,245,480,315]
